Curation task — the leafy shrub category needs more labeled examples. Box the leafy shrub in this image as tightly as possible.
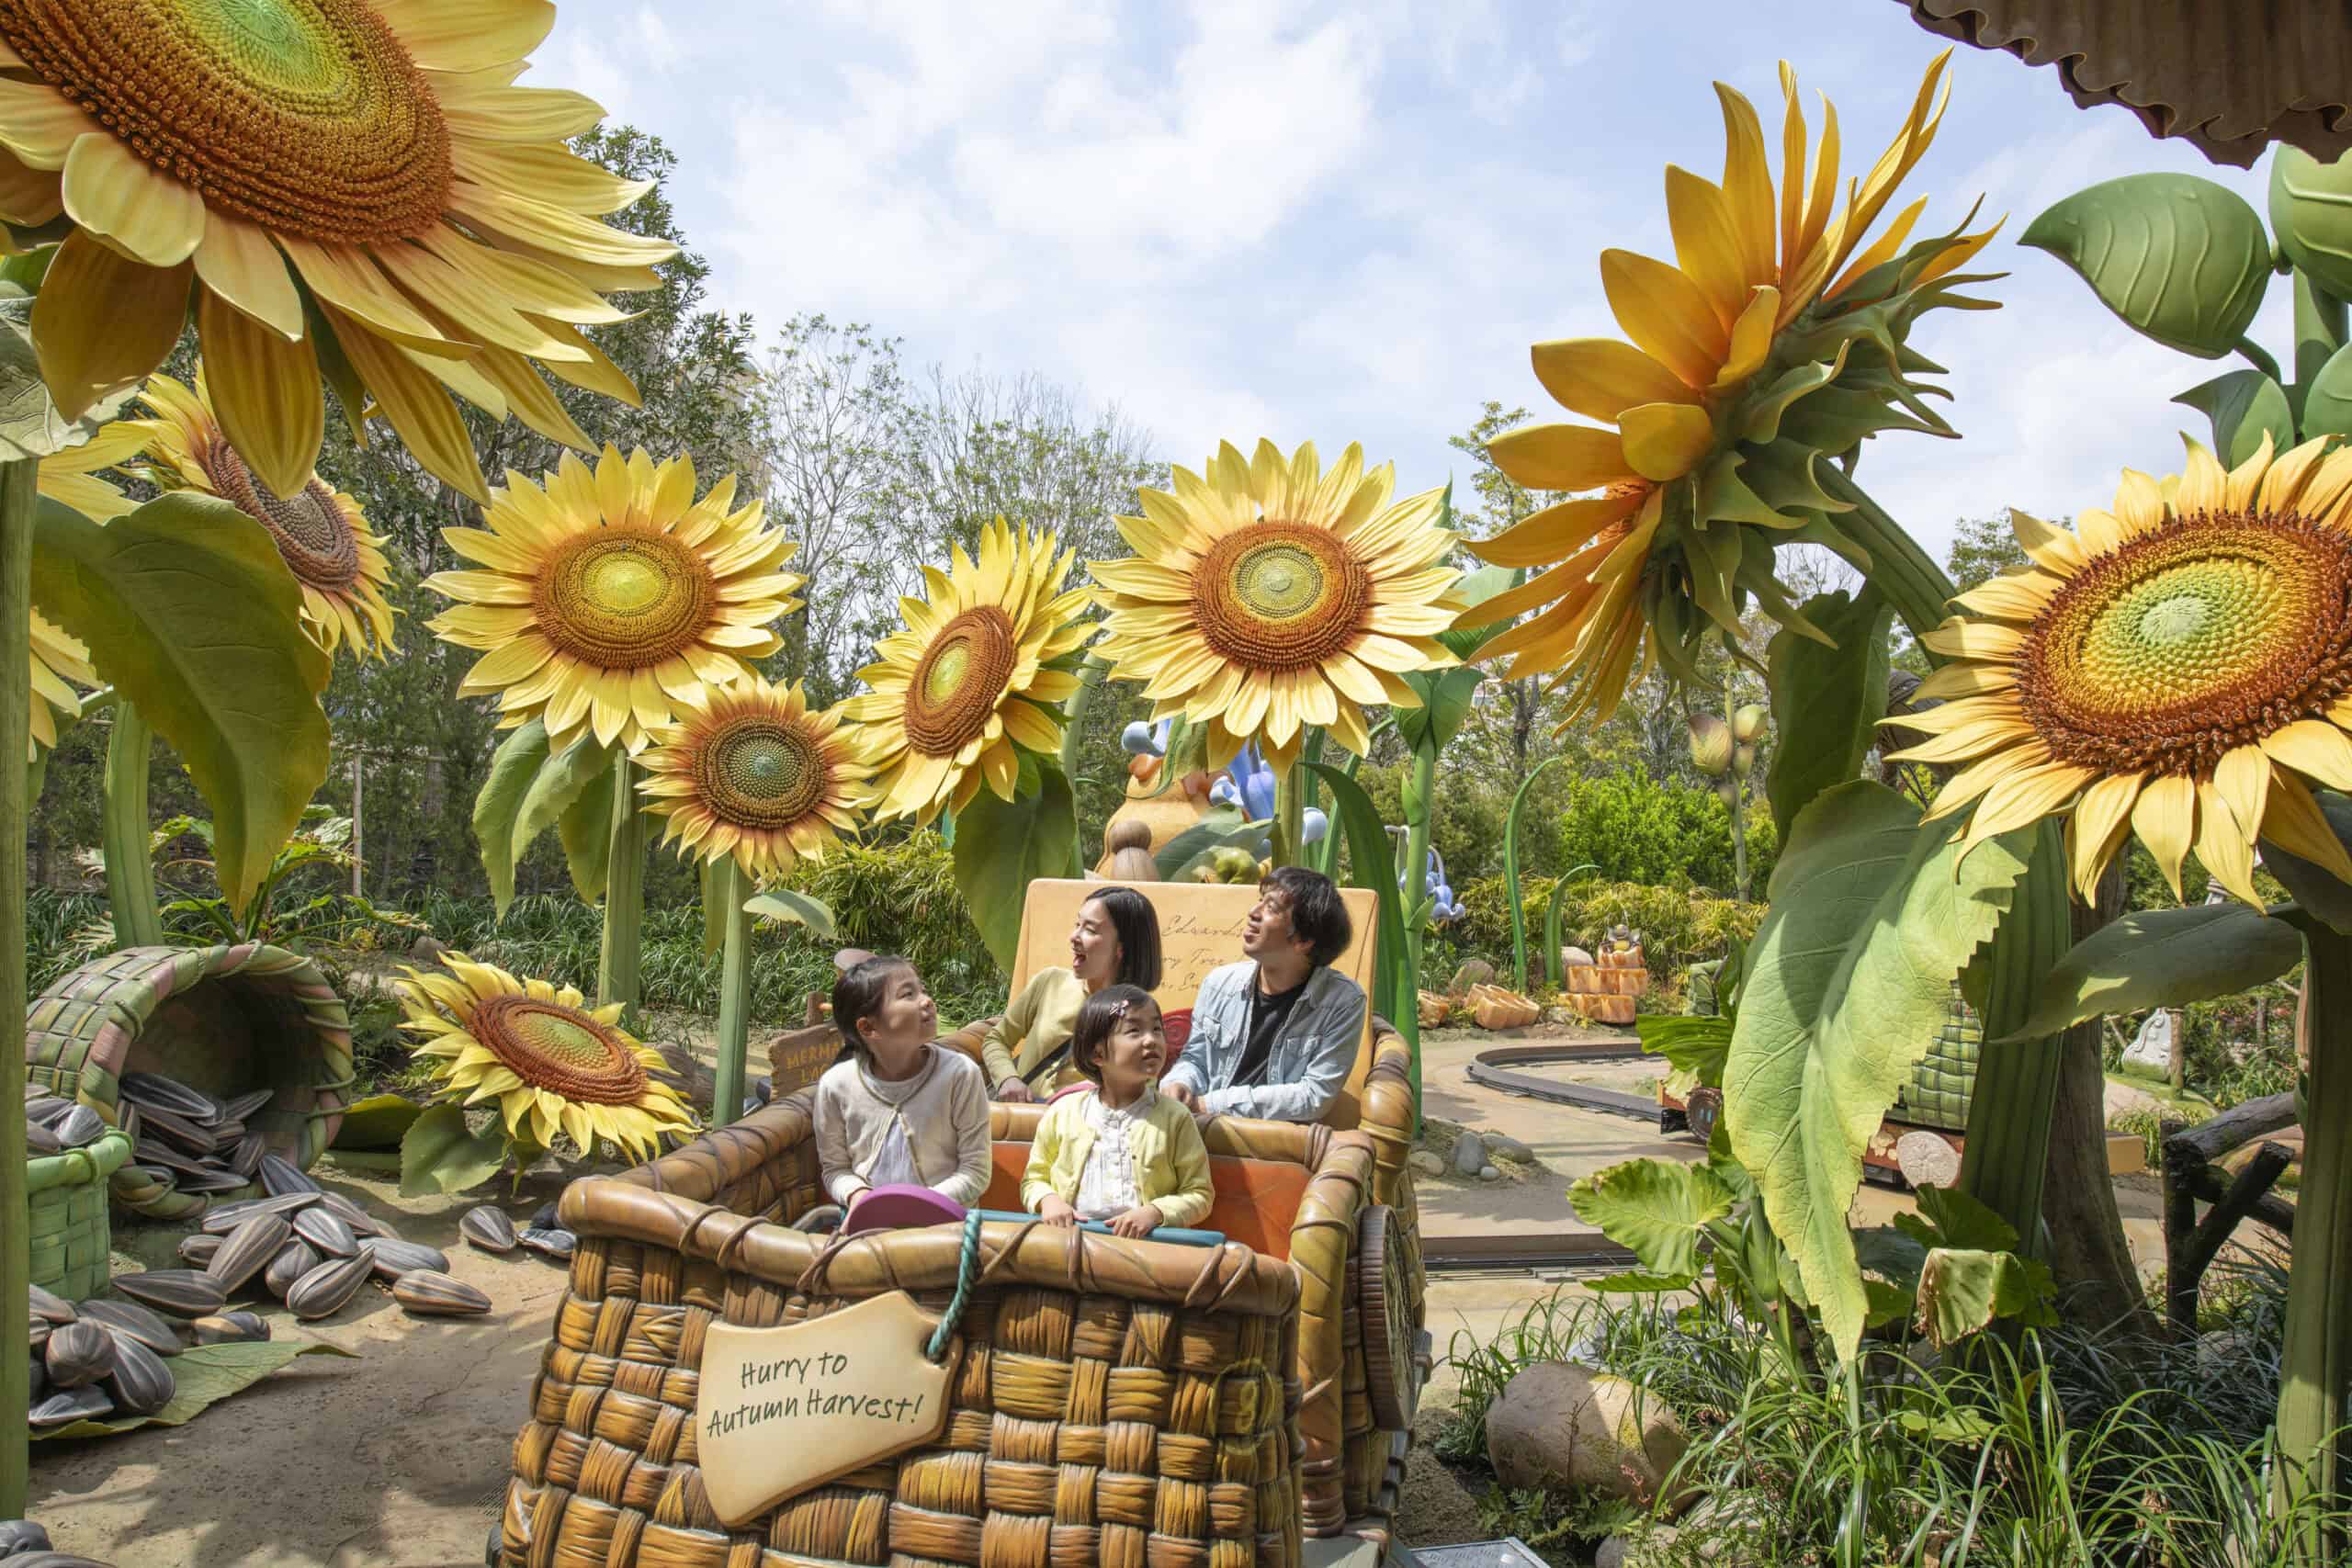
[1554,769,1777,893]
[1453,874,1763,987]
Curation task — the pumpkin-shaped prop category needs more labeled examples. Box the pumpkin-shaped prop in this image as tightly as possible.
[1466,985,1541,1030]
[1565,926,1648,1025]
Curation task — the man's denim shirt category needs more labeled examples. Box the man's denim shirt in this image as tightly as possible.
[1162,960,1366,1122]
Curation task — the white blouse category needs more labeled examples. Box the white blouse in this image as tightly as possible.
[1073,1085,1155,1220]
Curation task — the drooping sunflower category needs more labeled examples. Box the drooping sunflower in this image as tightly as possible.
[842,516,1091,825]
[28,604,92,761]
[34,417,150,520]
[637,677,872,881]
[395,953,694,1163]
[135,369,397,660]
[1888,435,2352,907]
[1091,439,1461,770]
[424,446,801,756]
[1474,51,1999,722]
[0,0,672,502]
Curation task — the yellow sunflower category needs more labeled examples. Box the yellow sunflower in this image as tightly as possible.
[28,604,92,761]
[33,417,150,520]
[1475,51,1998,722]
[135,369,397,660]
[842,516,1091,825]
[637,677,872,882]
[1091,439,1461,769]
[424,446,801,756]
[395,953,694,1163]
[1889,434,2352,907]
[0,0,671,502]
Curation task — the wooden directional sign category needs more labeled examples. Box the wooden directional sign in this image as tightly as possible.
[695,1291,957,1525]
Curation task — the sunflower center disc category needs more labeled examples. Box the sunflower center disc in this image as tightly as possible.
[2017,513,2352,779]
[698,717,826,828]
[905,606,1016,757]
[469,996,648,1106]
[201,435,361,589]
[0,0,455,246]
[1194,523,1372,671]
[536,530,718,671]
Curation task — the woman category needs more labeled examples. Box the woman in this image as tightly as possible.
[983,886,1161,1100]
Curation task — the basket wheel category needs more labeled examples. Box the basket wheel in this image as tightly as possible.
[1354,1203,1417,1430]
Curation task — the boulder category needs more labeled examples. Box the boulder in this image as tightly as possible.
[1484,1361,1689,1505]
[1487,1133,1534,1164]
[1449,958,1497,996]
[1453,1131,1487,1177]
[1408,1150,1447,1180]
[1477,1164,1503,1182]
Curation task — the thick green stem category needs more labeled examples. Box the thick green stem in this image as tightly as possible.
[1056,651,1103,784]
[1826,468,2079,1259]
[2278,919,2352,1558]
[2234,334,2286,386]
[712,860,753,1128]
[1730,777,1750,902]
[3,457,37,1520]
[596,753,648,1024]
[1400,742,1437,1109]
[102,701,164,950]
[1272,764,1308,869]
[2292,270,2347,401]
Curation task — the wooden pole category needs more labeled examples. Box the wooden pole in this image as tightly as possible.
[3,455,39,1518]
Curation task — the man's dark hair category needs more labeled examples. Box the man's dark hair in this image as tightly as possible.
[1081,886,1164,991]
[1262,865,1351,968]
[831,954,917,1057]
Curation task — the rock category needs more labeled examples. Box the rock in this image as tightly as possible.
[1894,1130,1961,1191]
[2102,1077,2170,1122]
[2220,1127,2303,1178]
[1477,1164,1502,1182]
[1485,1361,1689,1505]
[1448,959,1495,996]
[1561,945,1596,971]
[2119,1009,2178,1082]
[1595,1536,1632,1568]
[1486,1133,1533,1164]
[1452,1131,1487,1177]
[1408,1150,1446,1179]
[1542,1006,1577,1026]
[1679,1491,1770,1559]
[408,935,448,965]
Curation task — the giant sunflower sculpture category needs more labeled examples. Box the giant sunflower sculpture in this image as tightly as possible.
[1475,51,1998,722]
[33,418,149,520]
[843,516,1091,825]
[0,0,671,502]
[1889,434,2352,907]
[1091,439,1461,769]
[637,677,872,882]
[424,446,800,756]
[28,605,92,761]
[136,370,397,660]
[395,953,694,1164]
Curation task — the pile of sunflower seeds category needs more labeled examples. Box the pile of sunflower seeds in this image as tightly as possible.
[21,1097,109,1157]
[459,1201,575,1264]
[113,1071,283,1198]
[23,1280,226,1431]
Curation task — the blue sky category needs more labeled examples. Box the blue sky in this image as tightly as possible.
[538,0,2289,567]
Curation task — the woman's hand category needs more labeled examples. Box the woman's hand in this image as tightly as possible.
[996,1077,1034,1103]
[1037,1194,1080,1227]
[1108,1203,1163,1239]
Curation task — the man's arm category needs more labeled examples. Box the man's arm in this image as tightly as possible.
[1161,967,1230,1098]
[1200,978,1365,1122]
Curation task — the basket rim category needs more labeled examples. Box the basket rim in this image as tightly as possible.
[27,1125,134,1195]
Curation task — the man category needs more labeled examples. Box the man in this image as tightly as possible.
[1162,866,1366,1123]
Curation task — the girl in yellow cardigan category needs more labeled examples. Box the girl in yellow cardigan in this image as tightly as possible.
[1023,986,1214,1238]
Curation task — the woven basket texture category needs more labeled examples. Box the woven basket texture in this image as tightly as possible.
[27,1126,132,1299]
[492,1097,1421,1568]
[23,942,355,1220]
[1894,984,1981,1133]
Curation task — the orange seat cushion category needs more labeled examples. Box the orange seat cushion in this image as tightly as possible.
[981,1141,1308,1258]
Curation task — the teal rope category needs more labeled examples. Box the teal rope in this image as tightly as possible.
[925,1209,984,1363]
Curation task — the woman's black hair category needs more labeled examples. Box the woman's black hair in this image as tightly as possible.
[1069,983,1161,1081]
[1080,886,1163,990]
[1262,865,1352,968]
[831,954,918,1059]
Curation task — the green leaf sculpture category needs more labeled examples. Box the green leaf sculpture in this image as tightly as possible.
[2270,146,2352,305]
[2022,173,2271,358]
[1304,761,1416,1043]
[472,722,552,918]
[2263,786,2352,935]
[1764,585,1893,844]
[2302,343,2352,443]
[2175,369,2297,466]
[2002,902,2304,1042]
[951,758,1080,973]
[1567,1156,1738,1281]
[1913,1247,2054,1350]
[30,492,329,914]
[398,1103,510,1198]
[1724,780,2032,1359]
[744,888,837,940]
[1503,757,1563,990]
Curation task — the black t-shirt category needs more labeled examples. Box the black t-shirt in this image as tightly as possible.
[1229,974,1308,1089]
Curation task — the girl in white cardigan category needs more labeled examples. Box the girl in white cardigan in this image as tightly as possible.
[812,955,992,1213]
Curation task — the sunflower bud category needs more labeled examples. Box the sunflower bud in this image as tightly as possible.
[1731,704,1769,742]
[1688,713,1734,775]
[1734,743,1757,773]
[1716,776,1741,806]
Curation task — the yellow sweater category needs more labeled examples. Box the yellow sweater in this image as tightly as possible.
[979,968,1090,1092]
[1020,1089,1215,1229]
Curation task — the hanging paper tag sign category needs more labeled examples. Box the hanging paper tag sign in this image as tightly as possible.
[695,1291,958,1525]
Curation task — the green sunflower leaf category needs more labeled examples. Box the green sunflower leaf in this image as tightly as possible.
[1724,781,2032,1361]
[1999,902,2304,1042]
[2175,369,2294,466]
[552,750,619,905]
[30,492,330,914]
[1764,585,1894,844]
[1568,1157,1738,1280]
[2271,146,2352,305]
[399,1103,511,1199]
[32,1340,358,1440]
[951,757,1079,973]
[2301,340,2352,444]
[744,887,837,940]
[473,720,551,919]
[2023,173,2271,358]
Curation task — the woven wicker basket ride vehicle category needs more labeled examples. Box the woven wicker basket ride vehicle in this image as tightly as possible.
[493,878,1434,1568]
